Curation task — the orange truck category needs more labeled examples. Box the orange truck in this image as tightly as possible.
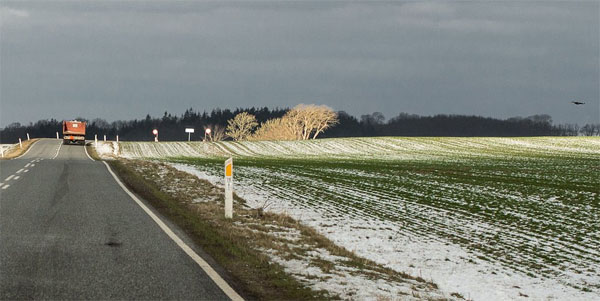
[63,120,86,145]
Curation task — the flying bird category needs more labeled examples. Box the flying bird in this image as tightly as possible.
[571,101,585,105]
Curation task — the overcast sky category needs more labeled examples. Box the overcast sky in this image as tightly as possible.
[1,1,598,127]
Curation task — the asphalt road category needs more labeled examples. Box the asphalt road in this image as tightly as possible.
[0,139,231,300]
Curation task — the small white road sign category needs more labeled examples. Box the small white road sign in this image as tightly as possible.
[185,128,194,141]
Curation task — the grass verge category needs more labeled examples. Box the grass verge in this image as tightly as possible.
[85,143,102,161]
[106,159,333,300]
[0,139,39,160]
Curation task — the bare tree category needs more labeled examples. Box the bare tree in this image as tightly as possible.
[211,124,226,141]
[580,123,600,136]
[91,118,110,129]
[283,105,310,140]
[226,112,258,141]
[284,104,338,140]
[360,112,385,125]
[311,105,339,139]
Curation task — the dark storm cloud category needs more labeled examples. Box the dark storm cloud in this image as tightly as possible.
[1,1,598,127]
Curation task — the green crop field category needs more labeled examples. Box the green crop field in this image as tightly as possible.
[114,137,600,298]
[171,153,598,288]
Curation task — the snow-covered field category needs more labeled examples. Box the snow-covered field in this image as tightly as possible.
[0,144,16,156]
[0,144,15,151]
[98,137,600,300]
[116,137,600,161]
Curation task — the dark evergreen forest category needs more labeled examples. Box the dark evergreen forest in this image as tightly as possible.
[0,107,591,143]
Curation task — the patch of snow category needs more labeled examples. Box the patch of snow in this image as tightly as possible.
[0,144,16,155]
[94,141,116,159]
[260,247,442,300]
[170,162,599,301]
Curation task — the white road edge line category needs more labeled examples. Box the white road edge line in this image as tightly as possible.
[25,163,31,168]
[16,169,24,173]
[13,139,40,160]
[1,184,9,190]
[5,175,14,181]
[52,142,62,160]
[84,143,95,161]
[102,161,243,301]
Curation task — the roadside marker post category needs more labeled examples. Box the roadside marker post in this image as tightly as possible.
[116,135,119,143]
[56,132,59,139]
[224,158,233,219]
[95,134,98,146]
[27,133,30,140]
[104,135,106,142]
[19,138,22,149]
[1,147,4,158]
[152,129,158,142]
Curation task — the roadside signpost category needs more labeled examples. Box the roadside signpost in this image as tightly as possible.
[205,128,211,142]
[152,129,158,142]
[224,157,233,219]
[185,128,194,141]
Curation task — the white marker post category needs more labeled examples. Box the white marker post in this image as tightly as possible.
[27,133,30,140]
[185,128,194,141]
[224,158,233,219]
[1,147,4,158]
[19,138,22,149]
[56,132,59,139]
[103,135,106,142]
[94,134,98,146]
[116,135,119,143]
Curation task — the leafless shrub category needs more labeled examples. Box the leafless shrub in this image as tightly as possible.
[251,118,296,141]
[211,124,226,141]
[252,104,338,141]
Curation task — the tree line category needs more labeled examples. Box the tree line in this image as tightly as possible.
[0,106,598,143]
[324,112,595,138]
